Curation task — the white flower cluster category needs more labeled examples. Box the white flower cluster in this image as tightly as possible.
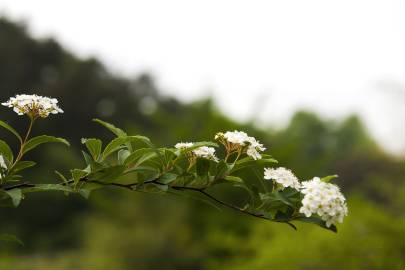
[264,167,301,190]
[193,146,219,162]
[216,130,266,160]
[264,169,348,227]
[222,131,250,145]
[299,177,348,227]
[2,94,63,118]
[174,142,194,149]
[175,142,219,162]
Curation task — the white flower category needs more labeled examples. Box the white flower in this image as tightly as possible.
[0,155,7,180]
[193,146,219,162]
[0,155,6,169]
[174,142,219,162]
[299,177,348,227]
[246,137,266,160]
[175,142,194,149]
[2,94,63,118]
[219,130,266,160]
[223,131,250,145]
[264,167,301,190]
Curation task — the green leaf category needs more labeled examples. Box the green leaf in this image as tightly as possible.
[231,156,278,173]
[81,138,102,160]
[0,234,24,246]
[159,173,178,184]
[71,169,88,185]
[183,141,219,152]
[261,191,294,207]
[296,216,338,233]
[0,139,13,166]
[153,183,169,192]
[118,149,131,165]
[196,158,210,176]
[215,161,234,179]
[102,136,152,160]
[22,184,74,194]
[93,118,127,137]
[124,165,160,175]
[23,135,70,155]
[5,189,22,207]
[78,182,104,199]
[87,165,126,182]
[321,175,339,183]
[224,175,243,183]
[124,148,157,166]
[10,161,36,173]
[0,120,22,142]
[82,151,93,166]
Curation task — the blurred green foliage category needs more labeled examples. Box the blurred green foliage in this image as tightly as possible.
[0,17,404,269]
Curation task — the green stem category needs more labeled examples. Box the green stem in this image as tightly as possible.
[9,117,35,171]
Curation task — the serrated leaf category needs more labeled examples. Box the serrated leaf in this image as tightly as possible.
[23,135,69,155]
[93,118,127,137]
[81,138,102,160]
[10,161,36,174]
[0,120,22,142]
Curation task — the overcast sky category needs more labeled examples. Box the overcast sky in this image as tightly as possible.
[1,0,405,154]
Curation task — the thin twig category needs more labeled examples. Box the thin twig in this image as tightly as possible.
[0,177,297,229]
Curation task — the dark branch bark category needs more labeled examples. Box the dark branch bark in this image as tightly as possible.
[0,178,297,229]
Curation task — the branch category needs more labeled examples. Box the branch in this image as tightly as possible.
[0,178,297,229]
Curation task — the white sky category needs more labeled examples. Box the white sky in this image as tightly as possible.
[1,0,405,154]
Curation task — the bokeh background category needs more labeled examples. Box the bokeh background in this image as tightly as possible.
[0,1,405,269]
